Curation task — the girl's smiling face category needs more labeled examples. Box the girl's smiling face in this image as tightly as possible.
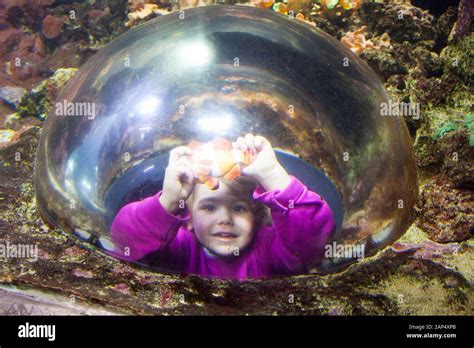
[190,182,255,257]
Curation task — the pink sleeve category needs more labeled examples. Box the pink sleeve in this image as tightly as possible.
[253,176,335,272]
[108,191,192,263]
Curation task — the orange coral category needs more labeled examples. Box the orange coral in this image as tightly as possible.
[125,3,169,27]
[318,0,361,10]
[179,0,199,9]
[339,0,361,10]
[272,1,312,14]
[295,12,316,26]
[248,0,275,9]
[285,0,312,12]
[128,0,147,11]
[340,26,374,55]
[271,2,287,14]
[341,27,393,55]
[314,0,361,18]
[178,0,215,9]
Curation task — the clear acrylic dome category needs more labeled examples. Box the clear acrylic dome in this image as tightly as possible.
[34,5,418,274]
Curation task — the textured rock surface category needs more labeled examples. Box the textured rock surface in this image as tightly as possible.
[0,286,123,315]
[0,86,26,109]
[416,180,473,243]
[415,128,473,244]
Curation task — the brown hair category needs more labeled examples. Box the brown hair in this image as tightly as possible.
[186,176,272,229]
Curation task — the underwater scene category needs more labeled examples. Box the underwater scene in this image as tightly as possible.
[0,0,472,326]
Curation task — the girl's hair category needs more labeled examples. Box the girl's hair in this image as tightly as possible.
[186,176,272,228]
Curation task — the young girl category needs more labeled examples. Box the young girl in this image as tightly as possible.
[109,133,335,279]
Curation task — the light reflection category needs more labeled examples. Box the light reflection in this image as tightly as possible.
[81,178,92,192]
[175,41,213,68]
[137,96,161,116]
[197,112,234,133]
[143,165,155,173]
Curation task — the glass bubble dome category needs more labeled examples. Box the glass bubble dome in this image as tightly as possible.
[34,5,418,273]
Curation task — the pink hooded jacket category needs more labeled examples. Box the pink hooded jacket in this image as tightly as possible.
[109,176,335,279]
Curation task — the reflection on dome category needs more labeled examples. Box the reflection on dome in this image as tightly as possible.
[35,5,418,274]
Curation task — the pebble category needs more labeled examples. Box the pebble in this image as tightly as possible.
[0,86,26,109]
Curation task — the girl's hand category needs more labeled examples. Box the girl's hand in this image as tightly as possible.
[159,146,197,213]
[233,134,291,191]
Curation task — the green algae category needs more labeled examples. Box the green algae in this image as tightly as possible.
[17,68,78,120]
[434,121,458,139]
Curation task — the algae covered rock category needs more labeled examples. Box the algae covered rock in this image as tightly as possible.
[416,179,473,243]
[17,68,77,120]
[440,32,474,87]
[437,130,474,189]
[415,130,473,243]
[374,4,434,43]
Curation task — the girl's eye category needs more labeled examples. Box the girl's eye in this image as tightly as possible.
[234,205,247,212]
[202,204,216,212]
